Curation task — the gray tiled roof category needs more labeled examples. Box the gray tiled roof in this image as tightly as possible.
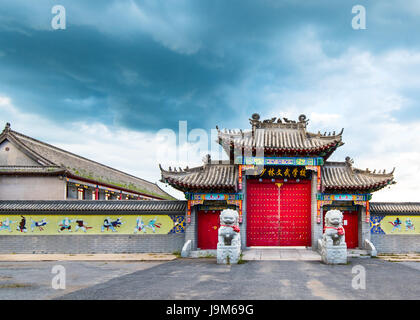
[0,166,65,175]
[160,163,238,192]
[0,200,186,213]
[370,202,420,214]
[1,124,173,199]
[217,114,344,157]
[322,160,395,192]
[218,130,343,152]
[161,158,396,193]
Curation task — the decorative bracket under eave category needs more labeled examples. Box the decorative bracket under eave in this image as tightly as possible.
[238,164,257,190]
[317,200,333,223]
[305,165,322,191]
[354,200,371,223]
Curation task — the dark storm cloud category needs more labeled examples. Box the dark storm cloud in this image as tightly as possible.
[1,0,420,131]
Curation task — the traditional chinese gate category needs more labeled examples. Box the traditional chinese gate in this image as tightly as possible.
[342,210,359,249]
[246,179,312,246]
[197,210,220,249]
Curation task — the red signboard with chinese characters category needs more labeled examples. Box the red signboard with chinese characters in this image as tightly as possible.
[246,166,311,180]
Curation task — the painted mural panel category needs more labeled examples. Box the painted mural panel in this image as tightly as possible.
[0,215,185,235]
[371,215,418,235]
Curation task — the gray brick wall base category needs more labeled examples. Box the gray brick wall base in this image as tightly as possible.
[371,234,420,253]
[0,234,185,254]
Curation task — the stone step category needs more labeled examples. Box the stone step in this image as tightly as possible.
[242,248,321,261]
[190,250,216,258]
[347,249,371,258]
[189,248,373,260]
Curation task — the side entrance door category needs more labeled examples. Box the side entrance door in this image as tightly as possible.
[197,210,220,249]
[342,210,359,249]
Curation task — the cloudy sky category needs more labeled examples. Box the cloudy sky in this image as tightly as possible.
[1,0,419,200]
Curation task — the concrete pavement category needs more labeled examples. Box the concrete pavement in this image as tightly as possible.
[58,258,420,300]
[242,247,321,261]
[1,257,419,300]
[0,260,165,300]
[0,253,177,262]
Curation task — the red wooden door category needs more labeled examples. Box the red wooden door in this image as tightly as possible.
[247,179,312,246]
[198,210,220,249]
[342,210,358,249]
[279,181,312,246]
[247,180,280,246]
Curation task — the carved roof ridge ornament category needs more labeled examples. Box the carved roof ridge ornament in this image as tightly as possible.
[346,159,396,177]
[249,113,309,131]
[249,113,261,132]
[203,154,211,166]
[345,156,354,167]
[3,122,11,134]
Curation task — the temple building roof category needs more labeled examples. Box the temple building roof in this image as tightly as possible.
[217,113,344,159]
[322,157,396,193]
[0,165,66,175]
[160,156,396,194]
[0,200,186,213]
[160,158,238,193]
[0,123,174,200]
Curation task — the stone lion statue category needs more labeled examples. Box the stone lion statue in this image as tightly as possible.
[323,209,346,246]
[218,209,240,246]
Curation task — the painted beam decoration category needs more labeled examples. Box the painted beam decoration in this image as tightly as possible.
[371,215,419,235]
[186,193,243,224]
[0,215,185,235]
[317,194,372,201]
[306,165,321,191]
[187,193,243,201]
[235,156,324,166]
[317,194,372,223]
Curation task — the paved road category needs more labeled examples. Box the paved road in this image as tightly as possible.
[60,258,420,300]
[0,258,419,300]
[0,261,163,300]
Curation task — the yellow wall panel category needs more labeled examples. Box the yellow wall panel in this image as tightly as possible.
[0,215,185,235]
[375,216,419,235]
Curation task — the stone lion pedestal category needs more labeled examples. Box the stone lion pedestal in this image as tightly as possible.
[217,209,241,264]
[320,209,348,265]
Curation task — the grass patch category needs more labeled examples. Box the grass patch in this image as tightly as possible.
[172,251,181,258]
[237,252,247,264]
[0,283,32,289]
